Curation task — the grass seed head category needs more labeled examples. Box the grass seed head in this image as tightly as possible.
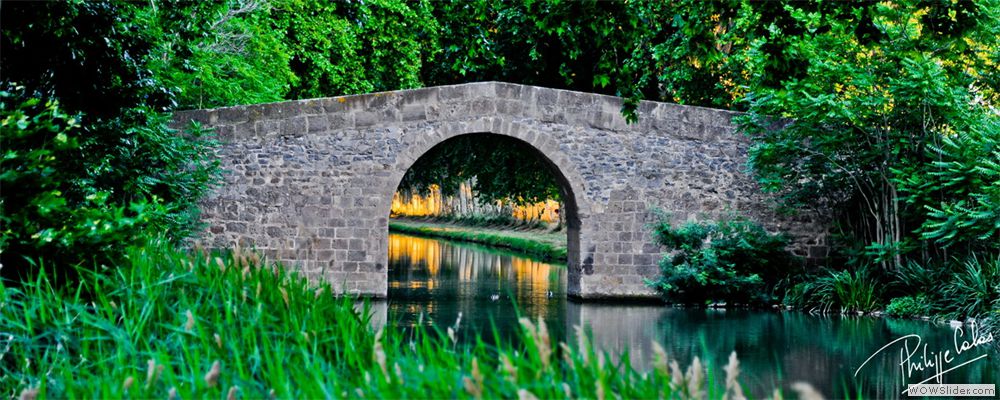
[500,354,517,383]
[18,387,38,400]
[204,360,221,387]
[471,357,484,390]
[463,376,482,399]
[184,309,195,332]
[669,360,684,389]
[518,389,539,400]
[279,287,290,306]
[168,387,177,400]
[145,359,163,388]
[562,383,572,398]
[790,382,824,400]
[595,379,605,400]
[146,359,155,385]
[560,342,573,366]
[227,385,240,400]
[537,317,551,368]
[686,357,706,400]
[574,325,590,366]
[215,257,226,272]
[394,362,404,385]
[122,376,134,391]
[652,341,668,376]
[723,351,745,400]
[214,333,223,348]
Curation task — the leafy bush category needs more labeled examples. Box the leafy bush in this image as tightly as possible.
[0,89,217,278]
[648,215,801,306]
[885,295,932,318]
[899,117,1000,253]
[737,1,1000,271]
[1,2,221,279]
[893,259,946,296]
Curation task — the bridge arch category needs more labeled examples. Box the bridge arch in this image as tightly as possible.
[382,126,590,295]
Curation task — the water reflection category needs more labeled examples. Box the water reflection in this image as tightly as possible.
[386,233,997,399]
[387,233,565,341]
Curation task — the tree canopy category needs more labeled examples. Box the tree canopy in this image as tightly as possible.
[2,0,997,274]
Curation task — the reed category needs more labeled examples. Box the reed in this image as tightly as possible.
[0,239,816,399]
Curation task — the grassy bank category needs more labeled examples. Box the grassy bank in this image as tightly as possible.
[389,219,568,262]
[0,241,816,398]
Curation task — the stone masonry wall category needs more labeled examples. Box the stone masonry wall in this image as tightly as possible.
[172,82,828,299]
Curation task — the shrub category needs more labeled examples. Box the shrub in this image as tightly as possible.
[648,214,801,306]
[0,89,218,279]
[885,295,932,318]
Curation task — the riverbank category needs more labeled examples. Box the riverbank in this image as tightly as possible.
[388,218,568,262]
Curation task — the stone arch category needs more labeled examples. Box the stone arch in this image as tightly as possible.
[378,120,590,296]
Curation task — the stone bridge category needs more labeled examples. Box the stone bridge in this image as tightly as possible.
[173,82,826,299]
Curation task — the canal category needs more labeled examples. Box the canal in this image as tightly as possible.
[382,232,997,399]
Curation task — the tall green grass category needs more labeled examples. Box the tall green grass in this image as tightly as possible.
[785,268,880,314]
[0,240,817,399]
[389,222,567,262]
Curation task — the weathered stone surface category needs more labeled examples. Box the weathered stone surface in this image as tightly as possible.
[174,82,829,300]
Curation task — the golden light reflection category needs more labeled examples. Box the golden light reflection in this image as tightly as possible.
[388,233,557,303]
[391,182,561,223]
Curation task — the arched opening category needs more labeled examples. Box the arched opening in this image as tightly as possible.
[385,132,581,341]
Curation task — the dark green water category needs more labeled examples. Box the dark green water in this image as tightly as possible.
[384,232,997,399]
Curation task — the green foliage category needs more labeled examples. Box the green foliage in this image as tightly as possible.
[147,1,295,109]
[737,0,1000,269]
[885,295,932,318]
[425,1,645,100]
[648,214,800,306]
[0,90,217,277]
[940,256,1000,319]
[272,0,438,99]
[790,256,1000,318]
[0,2,172,118]
[0,240,764,399]
[901,117,1000,251]
[399,135,563,206]
[1,2,220,277]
